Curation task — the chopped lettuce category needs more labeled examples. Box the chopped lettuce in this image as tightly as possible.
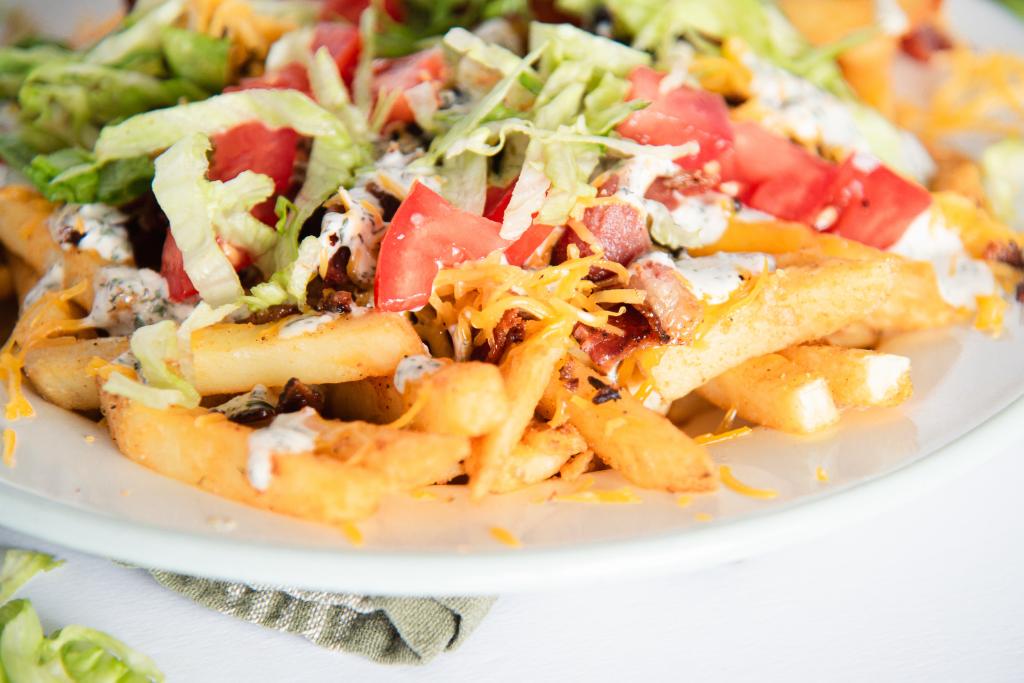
[177,301,239,349]
[151,133,245,306]
[849,103,935,184]
[441,150,488,214]
[0,599,164,682]
[308,47,369,145]
[0,550,62,603]
[160,27,232,92]
[982,138,1024,231]
[18,62,206,150]
[0,44,73,99]
[528,22,651,78]
[374,0,530,58]
[583,72,644,135]
[95,90,345,160]
[129,320,201,408]
[25,149,154,206]
[85,0,186,67]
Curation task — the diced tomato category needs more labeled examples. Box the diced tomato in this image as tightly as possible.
[553,201,651,268]
[227,62,311,95]
[312,22,361,85]
[824,157,933,249]
[208,122,299,225]
[484,180,556,267]
[373,47,448,125]
[320,0,403,23]
[374,183,510,311]
[727,122,837,224]
[161,232,198,302]
[617,66,734,172]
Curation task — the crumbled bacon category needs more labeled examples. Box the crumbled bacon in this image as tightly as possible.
[644,171,718,208]
[246,304,301,325]
[573,304,663,372]
[901,23,953,62]
[587,376,621,404]
[324,246,353,289]
[474,308,527,364]
[982,240,1024,269]
[552,201,651,280]
[628,259,703,341]
[277,378,325,415]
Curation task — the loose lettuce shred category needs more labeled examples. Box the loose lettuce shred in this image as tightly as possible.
[373,0,531,58]
[104,319,201,409]
[982,138,1024,231]
[0,550,62,603]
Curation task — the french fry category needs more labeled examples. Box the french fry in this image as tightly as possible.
[539,358,716,493]
[698,354,839,434]
[779,345,912,408]
[647,258,896,403]
[466,326,570,498]
[62,248,107,311]
[559,448,596,482]
[100,388,471,526]
[821,321,881,349]
[325,377,405,424]
[0,187,59,273]
[24,337,129,410]
[400,361,508,437]
[9,253,39,306]
[189,312,424,395]
[489,420,587,494]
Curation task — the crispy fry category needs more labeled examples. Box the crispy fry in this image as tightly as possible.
[539,358,716,493]
[189,312,424,395]
[780,345,913,408]
[559,448,596,482]
[822,321,881,349]
[647,258,896,403]
[489,420,587,494]
[62,247,108,311]
[100,388,471,525]
[698,354,839,434]
[0,187,59,273]
[466,327,570,498]
[24,337,129,410]
[400,361,509,437]
[326,376,405,424]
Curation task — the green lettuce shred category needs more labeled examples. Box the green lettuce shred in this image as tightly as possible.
[982,138,1024,231]
[160,27,232,92]
[0,550,62,603]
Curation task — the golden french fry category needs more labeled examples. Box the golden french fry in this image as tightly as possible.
[558,448,596,483]
[326,376,405,424]
[190,312,424,395]
[0,187,59,273]
[648,258,896,403]
[539,359,716,493]
[100,389,471,526]
[488,420,587,494]
[24,337,129,410]
[698,354,839,434]
[466,327,569,498]
[62,247,107,311]
[779,345,912,408]
[867,259,961,332]
[400,361,508,437]
[821,321,881,349]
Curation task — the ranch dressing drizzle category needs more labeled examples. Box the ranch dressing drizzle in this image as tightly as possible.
[393,354,444,394]
[247,407,319,492]
[87,266,194,336]
[888,210,997,309]
[278,313,338,339]
[672,252,774,305]
[47,203,133,264]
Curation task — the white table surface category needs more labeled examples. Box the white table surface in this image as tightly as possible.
[4,435,1023,682]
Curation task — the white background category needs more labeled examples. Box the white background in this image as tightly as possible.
[4,438,1023,682]
[4,0,1024,680]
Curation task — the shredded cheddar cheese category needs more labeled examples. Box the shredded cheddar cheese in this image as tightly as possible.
[187,0,295,59]
[341,522,365,547]
[974,294,1007,337]
[694,426,753,447]
[815,466,829,483]
[2,428,16,467]
[676,495,693,508]
[489,526,522,548]
[554,487,642,504]
[694,512,714,522]
[386,391,428,430]
[719,465,778,500]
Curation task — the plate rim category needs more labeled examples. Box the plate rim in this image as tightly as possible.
[2,393,1020,595]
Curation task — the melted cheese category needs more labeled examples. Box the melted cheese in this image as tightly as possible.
[2,428,15,467]
[719,465,778,500]
[489,526,522,548]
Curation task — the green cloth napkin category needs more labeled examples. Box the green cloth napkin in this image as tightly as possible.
[147,570,495,665]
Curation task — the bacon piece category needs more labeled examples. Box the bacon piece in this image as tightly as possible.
[900,23,953,62]
[277,378,325,415]
[982,240,1024,269]
[572,305,663,372]
[628,259,703,341]
[246,304,301,325]
[475,309,528,364]
[553,201,652,276]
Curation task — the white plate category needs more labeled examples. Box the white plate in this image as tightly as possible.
[2,0,1022,596]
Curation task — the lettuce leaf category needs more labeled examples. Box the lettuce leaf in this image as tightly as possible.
[982,138,1024,231]
[0,44,73,99]
[86,0,186,67]
[528,22,651,78]
[160,27,231,92]
[0,550,62,603]
[129,320,201,408]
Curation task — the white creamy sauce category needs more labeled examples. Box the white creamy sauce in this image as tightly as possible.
[212,384,275,420]
[23,262,64,310]
[48,203,133,264]
[87,266,194,336]
[875,0,910,35]
[667,193,734,247]
[393,354,444,393]
[246,407,319,492]
[888,210,997,309]
[319,202,386,288]
[278,313,338,339]
[112,350,143,374]
[350,149,441,207]
[673,252,775,305]
[613,155,678,196]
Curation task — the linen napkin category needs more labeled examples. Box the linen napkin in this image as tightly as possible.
[147,570,494,665]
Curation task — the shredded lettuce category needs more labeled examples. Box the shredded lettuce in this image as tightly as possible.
[151,133,245,306]
[129,320,201,408]
[374,0,530,59]
[584,72,644,135]
[0,44,73,99]
[0,550,62,603]
[85,0,185,67]
[0,599,164,682]
[265,26,315,73]
[982,138,1024,231]
[95,90,345,161]
[528,22,651,78]
[177,301,239,349]
[160,27,232,92]
[441,151,488,214]
[849,104,935,184]
[308,47,369,145]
